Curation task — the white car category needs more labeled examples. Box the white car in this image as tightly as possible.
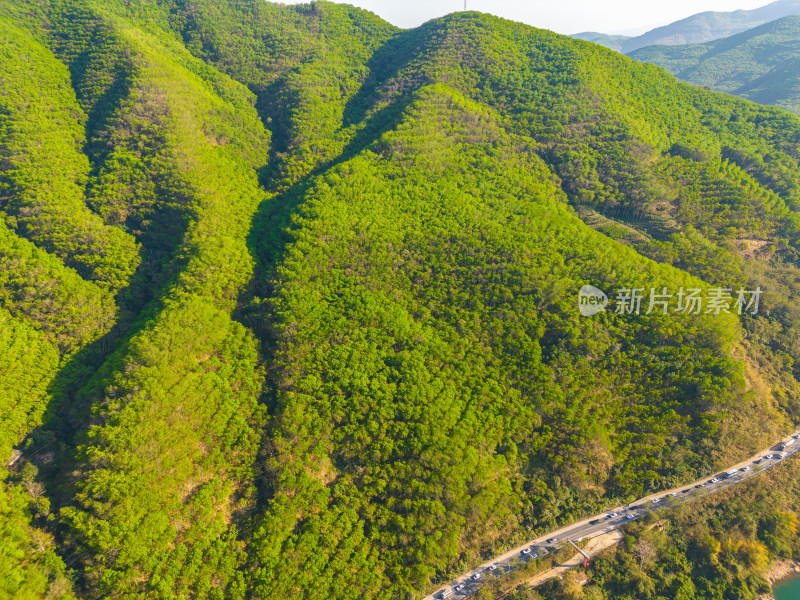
[670,492,678,496]
[546,538,558,544]
[455,584,465,592]
[651,498,660,503]
[781,452,788,457]
[472,573,481,581]
[531,552,538,559]
[626,514,636,520]
[710,478,719,483]
[741,466,750,472]
[488,565,497,571]
[607,512,618,518]
[521,548,531,555]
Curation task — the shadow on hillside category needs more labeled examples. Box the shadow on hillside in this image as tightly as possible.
[237,93,415,328]
[232,86,416,504]
[22,212,196,510]
[341,24,432,129]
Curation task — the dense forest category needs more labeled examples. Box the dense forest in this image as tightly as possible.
[3,1,800,599]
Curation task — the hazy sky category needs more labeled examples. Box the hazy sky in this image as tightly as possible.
[280,0,773,35]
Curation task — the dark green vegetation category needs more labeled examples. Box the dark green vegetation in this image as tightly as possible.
[573,0,800,53]
[631,15,800,117]
[3,1,800,599]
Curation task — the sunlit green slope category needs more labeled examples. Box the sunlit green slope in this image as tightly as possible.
[2,2,800,599]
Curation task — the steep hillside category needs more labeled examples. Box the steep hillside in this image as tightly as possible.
[631,15,800,116]
[573,0,800,53]
[2,1,800,599]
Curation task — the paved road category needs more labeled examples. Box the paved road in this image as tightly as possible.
[425,430,800,600]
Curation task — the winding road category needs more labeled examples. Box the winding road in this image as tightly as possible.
[424,430,800,600]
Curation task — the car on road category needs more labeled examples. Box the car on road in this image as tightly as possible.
[626,514,636,520]
[471,573,481,581]
[651,498,660,503]
[781,451,788,457]
[488,565,497,571]
[710,478,719,483]
[793,434,799,439]
[695,484,703,488]
[441,589,453,599]
[670,492,678,496]
[765,454,774,459]
[546,538,558,543]
[521,548,531,555]
[455,584,465,592]
[589,519,600,525]
[682,489,691,493]
[531,553,538,559]
[741,466,751,472]
[607,512,618,518]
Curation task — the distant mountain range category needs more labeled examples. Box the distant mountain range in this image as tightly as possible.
[572,0,800,53]
[570,31,632,51]
[630,15,800,115]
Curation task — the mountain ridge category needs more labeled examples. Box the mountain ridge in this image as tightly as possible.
[572,0,800,53]
[2,2,800,599]
[630,14,800,116]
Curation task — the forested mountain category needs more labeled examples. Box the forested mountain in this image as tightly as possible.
[3,1,800,599]
[631,15,800,116]
[573,0,800,53]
